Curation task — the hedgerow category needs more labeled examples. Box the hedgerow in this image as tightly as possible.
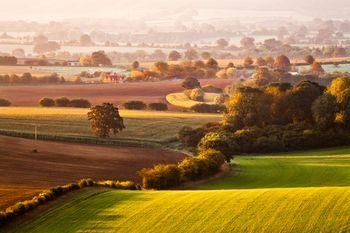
[0,178,136,227]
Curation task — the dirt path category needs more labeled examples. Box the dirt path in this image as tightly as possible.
[0,135,185,209]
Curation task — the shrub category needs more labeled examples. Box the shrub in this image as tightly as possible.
[122,101,147,110]
[182,77,201,89]
[96,180,136,190]
[0,98,11,106]
[198,132,236,162]
[148,103,168,111]
[178,126,205,148]
[190,88,205,101]
[69,99,91,108]
[39,97,55,107]
[78,178,95,188]
[55,97,70,107]
[139,164,182,190]
[190,104,226,113]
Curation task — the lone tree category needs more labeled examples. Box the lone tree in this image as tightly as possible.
[87,103,125,138]
[182,77,201,89]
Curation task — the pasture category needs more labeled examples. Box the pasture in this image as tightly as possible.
[3,147,350,232]
[6,188,349,233]
[0,107,221,146]
[196,148,350,190]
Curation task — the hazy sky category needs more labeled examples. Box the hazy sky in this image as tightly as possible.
[0,0,349,21]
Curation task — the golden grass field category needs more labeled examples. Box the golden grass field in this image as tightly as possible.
[166,92,220,108]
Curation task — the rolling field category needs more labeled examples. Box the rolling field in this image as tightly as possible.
[0,79,232,108]
[4,147,350,232]
[6,188,349,233]
[0,135,185,210]
[0,107,221,146]
[196,148,350,190]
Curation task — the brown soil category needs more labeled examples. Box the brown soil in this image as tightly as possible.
[0,79,232,109]
[0,135,185,209]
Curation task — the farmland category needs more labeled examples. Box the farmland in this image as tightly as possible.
[0,135,185,210]
[0,79,232,107]
[5,147,350,233]
[166,92,220,108]
[0,107,221,147]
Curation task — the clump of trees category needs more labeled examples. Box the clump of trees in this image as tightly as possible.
[87,103,125,138]
[0,56,17,65]
[0,98,11,106]
[80,51,112,66]
[148,103,168,111]
[139,149,226,190]
[122,101,147,110]
[179,77,350,155]
[40,97,91,108]
[0,73,64,85]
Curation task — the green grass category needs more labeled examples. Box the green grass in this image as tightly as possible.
[196,148,350,190]
[6,188,350,233]
[5,147,350,233]
[0,107,221,146]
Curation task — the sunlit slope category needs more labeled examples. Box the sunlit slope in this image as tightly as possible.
[9,188,350,233]
[197,148,350,190]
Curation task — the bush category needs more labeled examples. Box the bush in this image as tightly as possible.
[0,98,11,106]
[122,101,147,110]
[139,164,182,190]
[178,126,205,148]
[68,99,91,108]
[190,88,205,101]
[39,97,55,107]
[182,77,201,89]
[198,132,236,162]
[190,104,226,113]
[55,97,70,107]
[148,103,168,111]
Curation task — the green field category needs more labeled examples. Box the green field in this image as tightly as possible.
[5,148,350,233]
[0,107,221,147]
[196,148,350,190]
[6,188,349,233]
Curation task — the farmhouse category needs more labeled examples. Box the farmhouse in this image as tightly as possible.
[101,72,125,83]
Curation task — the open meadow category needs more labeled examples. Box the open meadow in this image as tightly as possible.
[0,107,221,147]
[4,147,350,233]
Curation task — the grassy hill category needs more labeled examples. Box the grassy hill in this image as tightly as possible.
[5,147,350,233]
[6,188,350,233]
[196,148,350,190]
[0,107,221,147]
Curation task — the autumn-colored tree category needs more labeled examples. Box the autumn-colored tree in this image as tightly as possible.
[217,38,229,48]
[201,51,211,60]
[153,61,169,75]
[206,58,219,70]
[312,93,338,130]
[274,55,291,71]
[80,34,94,46]
[310,61,324,75]
[168,50,182,61]
[182,77,201,89]
[264,56,275,68]
[131,61,140,70]
[184,49,198,60]
[243,56,254,68]
[225,87,272,129]
[90,51,112,66]
[327,77,350,101]
[286,81,323,123]
[240,37,255,49]
[255,57,267,66]
[87,103,125,138]
[304,55,315,65]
